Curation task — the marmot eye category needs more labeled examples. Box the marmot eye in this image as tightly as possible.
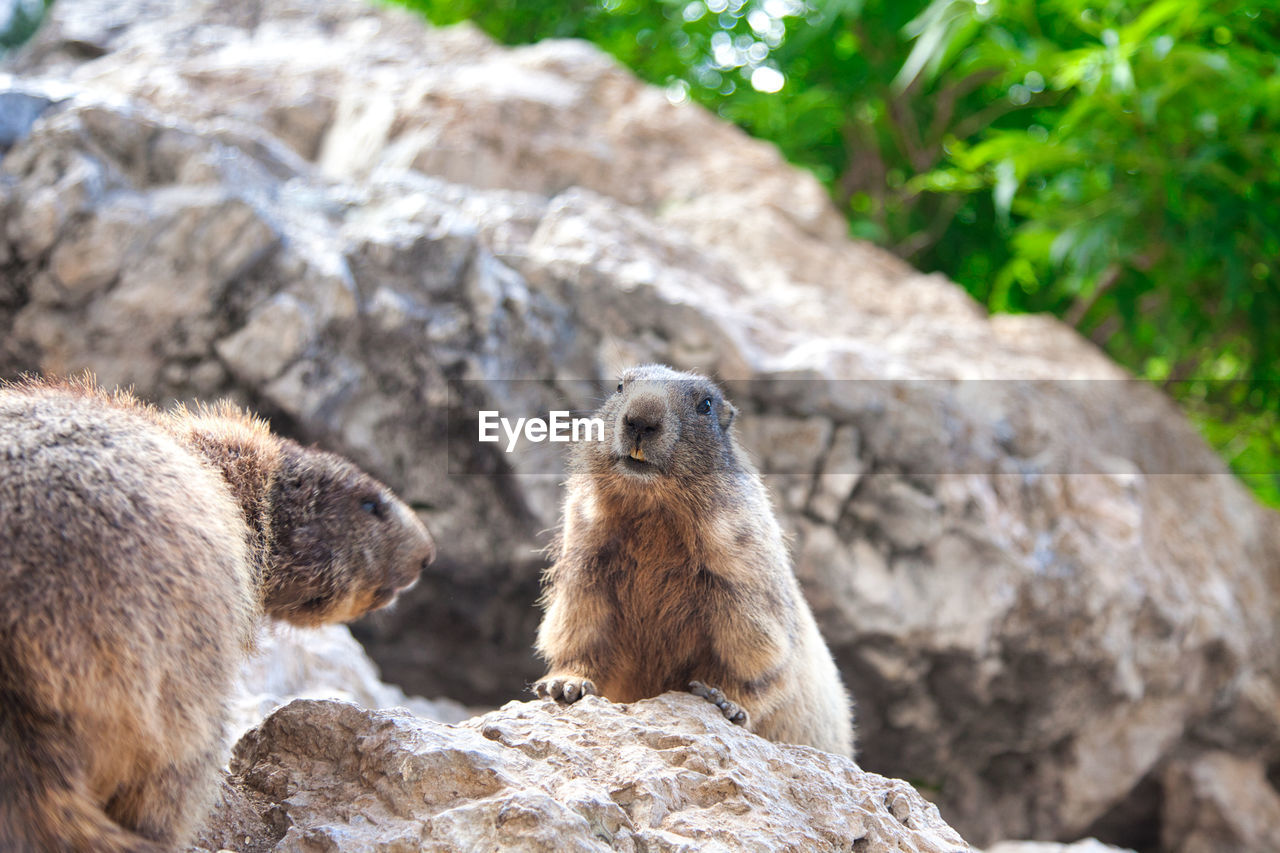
[696,397,713,415]
[616,382,624,393]
[360,497,385,519]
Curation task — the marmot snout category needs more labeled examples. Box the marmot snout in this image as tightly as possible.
[535,364,855,757]
[264,441,434,626]
[604,371,736,478]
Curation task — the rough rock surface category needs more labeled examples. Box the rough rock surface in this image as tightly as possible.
[4,0,1280,849]
[217,695,968,853]
[205,627,478,851]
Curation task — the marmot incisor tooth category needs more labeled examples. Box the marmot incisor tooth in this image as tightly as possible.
[534,364,855,757]
[0,376,435,852]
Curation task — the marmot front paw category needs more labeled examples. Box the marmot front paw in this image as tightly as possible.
[689,681,750,727]
[534,674,598,704]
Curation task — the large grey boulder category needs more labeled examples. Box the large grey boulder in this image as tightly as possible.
[4,0,1279,848]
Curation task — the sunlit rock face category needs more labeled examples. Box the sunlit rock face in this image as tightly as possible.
[203,695,969,853]
[4,0,1280,850]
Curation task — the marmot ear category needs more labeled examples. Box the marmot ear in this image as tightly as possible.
[719,400,736,431]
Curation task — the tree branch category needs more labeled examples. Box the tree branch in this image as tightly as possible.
[894,193,964,259]
[926,69,1000,150]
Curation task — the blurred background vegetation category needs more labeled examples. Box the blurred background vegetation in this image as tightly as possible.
[0,0,50,52]
[4,0,1277,504]
[394,0,1280,506]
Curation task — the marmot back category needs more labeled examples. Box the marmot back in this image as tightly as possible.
[535,364,855,757]
[0,377,435,851]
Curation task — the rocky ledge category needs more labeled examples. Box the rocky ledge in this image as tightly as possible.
[201,694,968,853]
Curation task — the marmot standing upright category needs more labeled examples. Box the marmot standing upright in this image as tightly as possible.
[0,376,435,852]
[535,364,854,757]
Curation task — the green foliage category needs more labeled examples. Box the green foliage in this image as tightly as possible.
[898,0,1280,506]
[394,0,1280,506]
[0,0,53,52]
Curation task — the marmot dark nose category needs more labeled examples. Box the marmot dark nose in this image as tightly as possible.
[417,531,437,573]
[623,412,662,443]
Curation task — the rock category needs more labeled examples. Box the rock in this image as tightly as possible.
[218,695,969,853]
[1159,752,1280,853]
[4,0,1280,849]
[230,623,474,744]
[808,422,863,523]
[189,625,475,853]
[985,841,1134,853]
[190,776,286,853]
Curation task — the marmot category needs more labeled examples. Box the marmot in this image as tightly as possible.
[0,376,435,852]
[534,364,855,757]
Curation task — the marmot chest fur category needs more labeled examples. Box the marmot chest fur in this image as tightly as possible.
[0,377,435,852]
[535,364,854,757]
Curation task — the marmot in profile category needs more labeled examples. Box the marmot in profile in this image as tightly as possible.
[535,364,854,757]
[0,376,435,852]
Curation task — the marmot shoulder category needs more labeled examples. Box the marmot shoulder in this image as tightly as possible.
[0,375,435,851]
[534,364,855,758]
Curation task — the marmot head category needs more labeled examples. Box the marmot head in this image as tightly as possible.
[264,441,435,627]
[578,364,742,498]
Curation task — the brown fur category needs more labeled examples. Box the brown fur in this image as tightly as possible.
[534,364,855,757]
[0,375,435,851]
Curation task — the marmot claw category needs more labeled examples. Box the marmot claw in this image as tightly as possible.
[534,675,598,704]
[690,681,750,727]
